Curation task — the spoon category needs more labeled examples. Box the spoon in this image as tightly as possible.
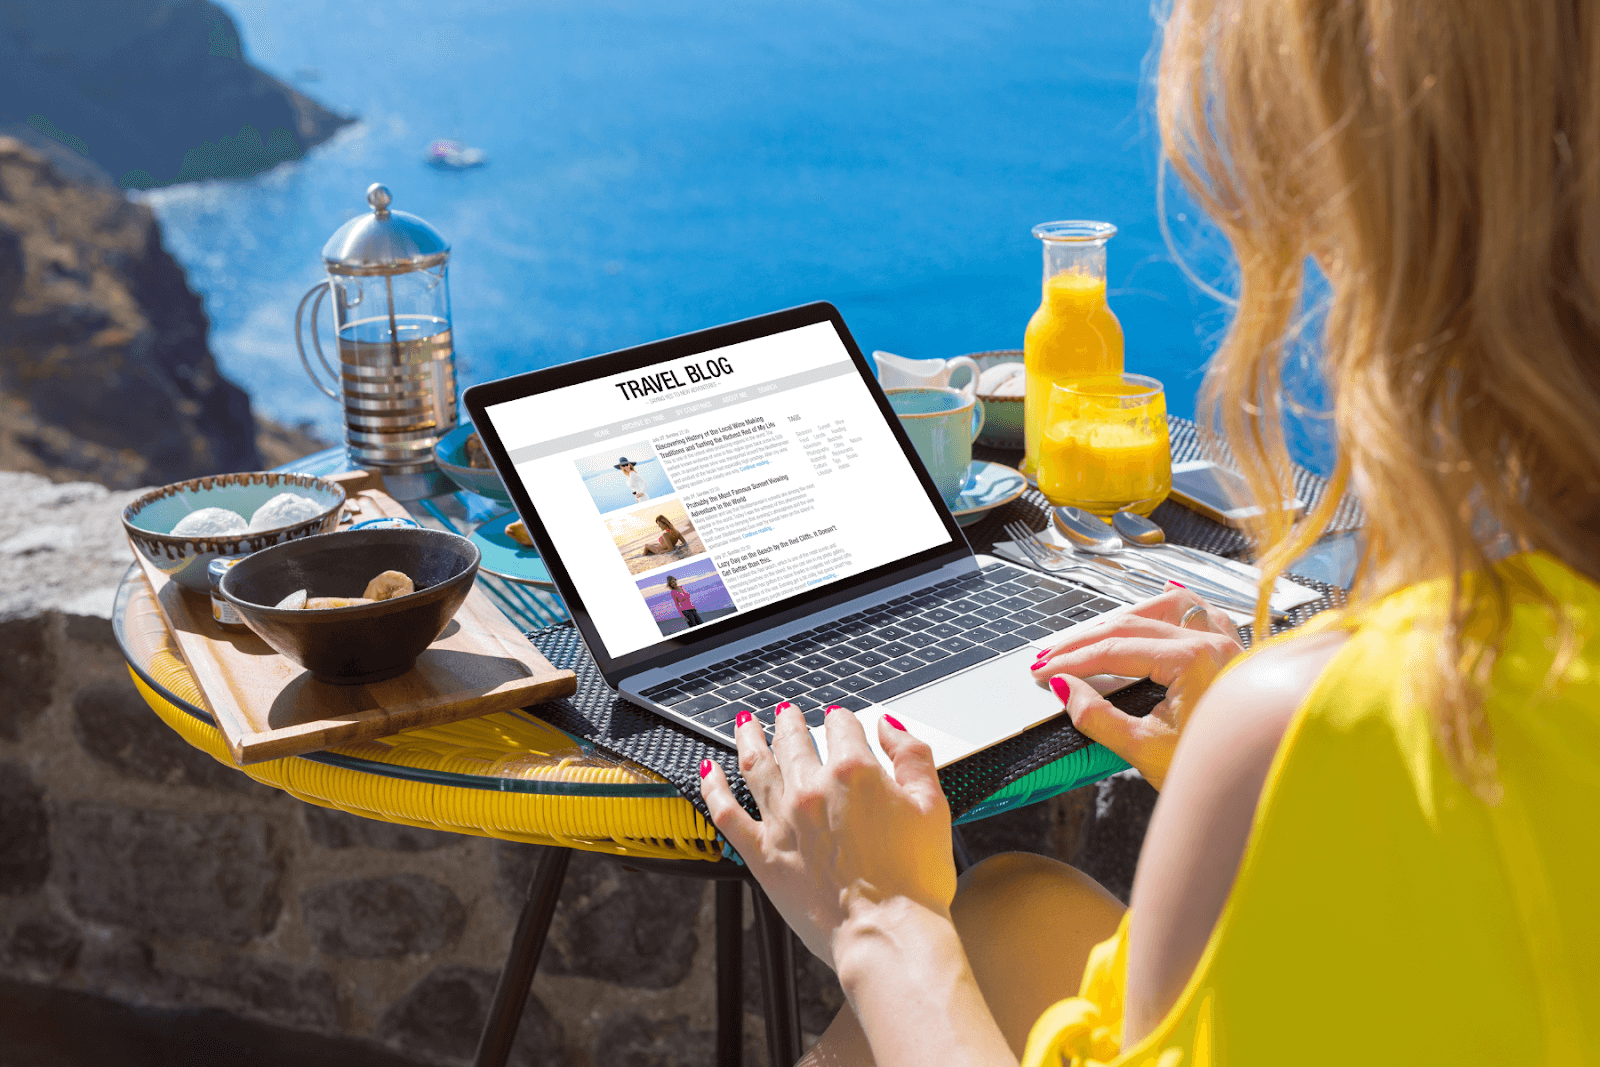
[1111,510,1237,570]
[1051,506,1276,617]
[1050,505,1121,553]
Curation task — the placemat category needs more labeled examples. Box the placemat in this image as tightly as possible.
[518,413,1355,824]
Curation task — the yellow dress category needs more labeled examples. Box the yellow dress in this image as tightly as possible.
[1022,554,1600,1066]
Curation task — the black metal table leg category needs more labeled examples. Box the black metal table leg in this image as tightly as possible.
[473,845,572,1067]
[751,885,803,1067]
[715,879,744,1066]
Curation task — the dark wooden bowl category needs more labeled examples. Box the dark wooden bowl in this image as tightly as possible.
[220,528,481,685]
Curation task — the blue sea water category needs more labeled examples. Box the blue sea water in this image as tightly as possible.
[143,0,1241,448]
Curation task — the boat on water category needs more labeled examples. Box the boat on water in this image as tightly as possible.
[425,139,487,170]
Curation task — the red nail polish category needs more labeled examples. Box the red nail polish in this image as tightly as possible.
[883,714,907,732]
[699,758,712,778]
[1049,676,1071,704]
[1170,581,1186,589]
[776,701,793,713]
[736,710,753,727]
[826,705,842,715]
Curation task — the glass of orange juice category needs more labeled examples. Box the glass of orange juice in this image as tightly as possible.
[1037,374,1171,516]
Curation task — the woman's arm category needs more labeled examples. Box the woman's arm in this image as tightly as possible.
[1120,631,1347,1042]
[833,894,1018,1066]
[701,708,1018,1067]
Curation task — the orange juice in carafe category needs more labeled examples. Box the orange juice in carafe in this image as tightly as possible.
[1022,221,1124,475]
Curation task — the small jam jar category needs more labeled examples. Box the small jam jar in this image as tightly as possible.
[207,557,248,631]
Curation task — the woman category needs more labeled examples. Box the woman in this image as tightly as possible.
[616,457,650,503]
[641,513,690,556]
[665,575,702,627]
[701,0,1600,1063]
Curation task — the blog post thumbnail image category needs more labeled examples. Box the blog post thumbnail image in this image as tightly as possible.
[603,499,704,575]
[574,441,677,514]
[636,557,737,637]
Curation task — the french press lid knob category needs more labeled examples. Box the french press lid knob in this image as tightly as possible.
[367,183,392,218]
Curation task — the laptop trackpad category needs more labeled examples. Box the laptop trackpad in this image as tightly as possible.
[811,649,1136,770]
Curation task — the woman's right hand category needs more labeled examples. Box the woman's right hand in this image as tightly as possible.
[1029,586,1245,790]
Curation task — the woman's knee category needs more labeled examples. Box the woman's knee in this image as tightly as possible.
[953,852,1123,938]
[957,851,1086,903]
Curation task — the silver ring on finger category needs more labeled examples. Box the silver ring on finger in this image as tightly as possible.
[1179,603,1211,631]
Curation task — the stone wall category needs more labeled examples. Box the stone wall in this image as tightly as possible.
[0,474,1156,1065]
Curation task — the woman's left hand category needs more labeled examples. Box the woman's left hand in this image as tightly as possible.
[699,704,958,971]
[1030,586,1245,790]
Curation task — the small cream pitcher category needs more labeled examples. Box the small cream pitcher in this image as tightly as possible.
[872,350,981,401]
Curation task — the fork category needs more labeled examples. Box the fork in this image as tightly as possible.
[1006,521,1275,616]
[1001,522,1163,601]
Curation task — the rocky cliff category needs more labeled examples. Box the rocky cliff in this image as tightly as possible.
[0,0,353,189]
[0,137,275,489]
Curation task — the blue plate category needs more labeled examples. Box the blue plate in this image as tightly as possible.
[471,512,554,587]
[951,460,1027,526]
[435,423,514,506]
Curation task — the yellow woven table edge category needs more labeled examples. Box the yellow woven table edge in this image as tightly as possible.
[130,662,723,863]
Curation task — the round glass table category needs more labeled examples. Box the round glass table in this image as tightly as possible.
[112,446,1133,1067]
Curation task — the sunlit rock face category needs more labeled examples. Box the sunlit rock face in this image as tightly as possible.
[0,139,263,489]
[0,0,353,189]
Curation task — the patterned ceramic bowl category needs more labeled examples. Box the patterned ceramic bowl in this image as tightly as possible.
[968,349,1026,449]
[434,423,513,505]
[122,472,347,594]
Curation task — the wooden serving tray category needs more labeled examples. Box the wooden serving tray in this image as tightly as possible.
[133,470,577,765]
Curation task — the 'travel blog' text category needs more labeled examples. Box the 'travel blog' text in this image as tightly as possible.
[614,356,735,400]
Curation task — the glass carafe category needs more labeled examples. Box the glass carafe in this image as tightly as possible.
[1021,221,1124,476]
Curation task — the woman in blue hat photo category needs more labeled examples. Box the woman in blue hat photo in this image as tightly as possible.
[615,457,650,503]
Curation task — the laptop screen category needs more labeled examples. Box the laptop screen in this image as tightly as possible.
[479,317,954,660]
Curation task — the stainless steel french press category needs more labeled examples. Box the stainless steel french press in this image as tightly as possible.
[295,183,457,500]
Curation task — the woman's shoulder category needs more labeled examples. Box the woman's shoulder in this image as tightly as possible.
[1207,627,1354,716]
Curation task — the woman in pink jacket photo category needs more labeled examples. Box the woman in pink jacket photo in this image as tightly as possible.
[665,575,702,627]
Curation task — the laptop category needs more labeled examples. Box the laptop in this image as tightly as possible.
[463,302,1136,769]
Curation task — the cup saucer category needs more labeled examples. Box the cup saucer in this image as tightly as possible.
[951,461,1027,526]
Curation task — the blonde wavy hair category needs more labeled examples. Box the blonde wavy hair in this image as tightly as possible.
[1157,0,1600,797]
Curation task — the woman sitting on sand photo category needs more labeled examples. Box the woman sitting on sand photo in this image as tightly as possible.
[640,513,690,556]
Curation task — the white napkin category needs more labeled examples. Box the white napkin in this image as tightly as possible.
[1032,528,1320,613]
[991,539,1320,627]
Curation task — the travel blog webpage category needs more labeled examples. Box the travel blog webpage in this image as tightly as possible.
[486,321,953,658]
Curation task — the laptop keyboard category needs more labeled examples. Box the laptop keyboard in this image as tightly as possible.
[637,561,1123,742]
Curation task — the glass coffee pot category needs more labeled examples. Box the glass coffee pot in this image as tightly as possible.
[295,183,457,500]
